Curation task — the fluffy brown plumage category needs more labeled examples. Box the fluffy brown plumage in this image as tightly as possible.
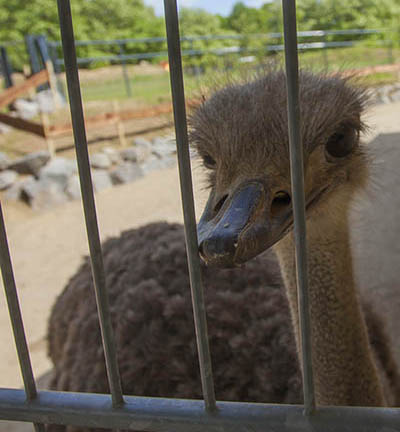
[47,223,399,432]
[47,222,301,432]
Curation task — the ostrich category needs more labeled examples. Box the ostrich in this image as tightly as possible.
[47,70,400,432]
[192,69,399,406]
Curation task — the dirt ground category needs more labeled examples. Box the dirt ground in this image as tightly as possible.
[1,100,400,431]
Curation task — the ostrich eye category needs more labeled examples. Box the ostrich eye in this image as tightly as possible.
[202,153,216,168]
[325,126,357,161]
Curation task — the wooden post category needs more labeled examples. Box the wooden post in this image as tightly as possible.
[40,112,55,157]
[45,60,61,110]
[112,100,127,147]
[23,65,36,100]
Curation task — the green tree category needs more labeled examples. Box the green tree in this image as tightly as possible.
[296,0,400,30]
[0,0,165,69]
[227,2,270,34]
[178,8,237,70]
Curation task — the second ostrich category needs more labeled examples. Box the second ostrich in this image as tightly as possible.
[47,70,400,431]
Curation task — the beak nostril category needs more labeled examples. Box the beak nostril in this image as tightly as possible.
[271,190,291,216]
[213,194,228,216]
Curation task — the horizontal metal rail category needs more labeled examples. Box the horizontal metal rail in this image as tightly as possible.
[46,28,385,47]
[54,39,383,66]
[0,389,399,432]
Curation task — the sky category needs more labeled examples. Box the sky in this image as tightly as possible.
[144,0,271,17]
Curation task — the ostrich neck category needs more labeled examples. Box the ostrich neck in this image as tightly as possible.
[274,207,385,406]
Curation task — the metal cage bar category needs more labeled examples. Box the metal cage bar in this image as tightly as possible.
[282,0,316,415]
[0,203,45,432]
[0,389,399,432]
[163,0,217,412]
[56,0,124,408]
[1,0,400,431]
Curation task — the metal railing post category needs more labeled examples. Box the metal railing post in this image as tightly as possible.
[281,0,316,416]
[163,0,217,412]
[56,0,124,408]
[0,203,45,432]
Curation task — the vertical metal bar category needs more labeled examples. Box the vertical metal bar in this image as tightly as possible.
[163,0,217,412]
[0,46,14,88]
[281,0,315,416]
[56,0,124,408]
[35,35,51,90]
[25,35,47,92]
[0,202,45,432]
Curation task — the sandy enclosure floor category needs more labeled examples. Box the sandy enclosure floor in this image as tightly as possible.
[0,162,209,390]
[1,101,400,431]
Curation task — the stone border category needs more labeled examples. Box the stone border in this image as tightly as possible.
[0,136,177,210]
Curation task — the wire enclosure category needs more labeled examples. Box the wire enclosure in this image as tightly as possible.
[0,0,398,431]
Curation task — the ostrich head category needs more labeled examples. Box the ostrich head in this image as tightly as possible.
[190,70,369,267]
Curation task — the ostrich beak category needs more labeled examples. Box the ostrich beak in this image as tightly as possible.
[198,181,291,267]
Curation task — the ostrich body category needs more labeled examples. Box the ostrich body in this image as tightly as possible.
[47,71,400,431]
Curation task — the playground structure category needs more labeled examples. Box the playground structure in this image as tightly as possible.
[0,35,177,155]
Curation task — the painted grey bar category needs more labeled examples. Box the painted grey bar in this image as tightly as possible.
[56,0,124,408]
[0,389,399,432]
[0,203,45,432]
[281,0,316,415]
[163,0,217,412]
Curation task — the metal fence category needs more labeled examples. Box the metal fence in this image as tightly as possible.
[0,0,399,431]
[46,28,389,66]
[1,27,394,98]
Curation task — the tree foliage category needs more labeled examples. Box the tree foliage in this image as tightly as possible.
[178,8,237,70]
[0,0,399,71]
[0,0,164,68]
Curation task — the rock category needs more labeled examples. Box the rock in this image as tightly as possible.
[8,151,51,176]
[34,89,66,113]
[110,162,143,185]
[0,124,11,134]
[151,136,176,159]
[39,157,78,189]
[120,147,138,163]
[133,137,152,149]
[21,177,68,210]
[102,147,121,164]
[140,154,175,174]
[5,176,34,201]
[0,170,17,190]
[132,137,152,163]
[132,139,150,162]
[390,89,400,102]
[67,171,113,200]
[66,175,81,200]
[92,169,112,192]
[0,152,9,171]
[35,89,55,113]
[90,153,111,169]
[13,98,39,120]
